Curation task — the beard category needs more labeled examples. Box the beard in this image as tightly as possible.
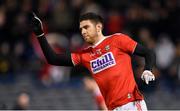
[83,32,98,45]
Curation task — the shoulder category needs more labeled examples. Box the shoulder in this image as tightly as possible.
[106,33,130,41]
[107,33,129,38]
[71,44,91,54]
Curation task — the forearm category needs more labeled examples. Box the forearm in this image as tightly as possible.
[144,49,156,71]
[37,36,73,66]
[133,44,156,70]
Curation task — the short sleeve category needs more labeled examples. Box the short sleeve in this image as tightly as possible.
[115,34,137,54]
[71,52,82,66]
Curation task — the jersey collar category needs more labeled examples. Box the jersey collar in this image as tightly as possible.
[91,36,106,48]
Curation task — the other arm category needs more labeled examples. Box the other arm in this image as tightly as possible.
[133,44,156,84]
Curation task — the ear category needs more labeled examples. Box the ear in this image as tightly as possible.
[96,23,102,32]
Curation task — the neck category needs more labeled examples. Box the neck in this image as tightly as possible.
[92,33,105,45]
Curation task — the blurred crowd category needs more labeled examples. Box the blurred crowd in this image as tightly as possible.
[0,0,180,97]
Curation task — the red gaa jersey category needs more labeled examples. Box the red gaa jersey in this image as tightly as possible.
[71,33,143,110]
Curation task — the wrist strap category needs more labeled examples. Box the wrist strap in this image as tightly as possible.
[143,70,152,74]
[37,33,45,37]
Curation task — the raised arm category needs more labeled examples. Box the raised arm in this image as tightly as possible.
[133,44,156,84]
[31,13,73,66]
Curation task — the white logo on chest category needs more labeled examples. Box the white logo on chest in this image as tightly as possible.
[90,52,116,74]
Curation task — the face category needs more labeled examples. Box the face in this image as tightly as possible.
[18,93,30,109]
[80,20,98,44]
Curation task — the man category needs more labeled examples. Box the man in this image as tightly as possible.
[31,12,155,110]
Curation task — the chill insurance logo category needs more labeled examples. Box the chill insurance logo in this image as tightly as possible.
[90,52,116,74]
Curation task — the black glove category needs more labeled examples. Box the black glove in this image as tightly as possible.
[31,12,44,37]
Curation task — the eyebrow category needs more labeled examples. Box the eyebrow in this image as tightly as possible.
[79,25,89,31]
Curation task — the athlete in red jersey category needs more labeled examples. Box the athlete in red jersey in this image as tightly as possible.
[71,33,143,109]
[31,12,155,110]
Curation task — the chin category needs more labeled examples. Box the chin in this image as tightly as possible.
[85,40,91,44]
[84,38,94,44]
[84,39,90,43]
[86,41,93,45]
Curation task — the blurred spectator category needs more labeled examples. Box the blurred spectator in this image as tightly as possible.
[70,0,84,10]
[166,41,180,90]
[106,10,124,34]
[70,33,84,51]
[154,34,176,92]
[0,42,11,74]
[83,76,107,110]
[11,12,29,41]
[149,0,168,20]
[21,0,32,13]
[50,0,74,33]
[13,92,30,110]
[0,42,14,83]
[0,6,6,42]
[37,0,50,18]
[0,6,6,28]
[12,41,26,73]
[138,27,156,49]
[81,0,104,16]
[155,34,175,71]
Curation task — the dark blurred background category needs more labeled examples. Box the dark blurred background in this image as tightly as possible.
[0,0,180,110]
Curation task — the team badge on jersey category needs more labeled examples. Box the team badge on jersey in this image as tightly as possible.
[90,52,116,74]
[105,45,110,51]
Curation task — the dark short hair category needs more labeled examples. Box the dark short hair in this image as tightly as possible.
[79,12,104,26]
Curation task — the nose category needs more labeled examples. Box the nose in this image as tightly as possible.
[81,28,86,35]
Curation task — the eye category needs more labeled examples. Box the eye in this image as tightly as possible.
[84,25,89,29]
[79,25,89,32]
